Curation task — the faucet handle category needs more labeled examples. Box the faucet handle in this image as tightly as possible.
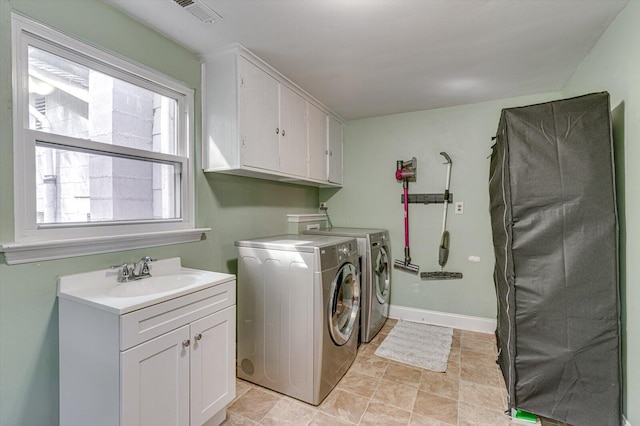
[110,262,128,270]
[110,263,131,282]
[139,256,156,275]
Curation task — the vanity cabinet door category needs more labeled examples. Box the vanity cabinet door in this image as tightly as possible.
[121,325,190,426]
[238,56,280,171]
[190,305,236,426]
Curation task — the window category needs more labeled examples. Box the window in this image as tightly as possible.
[4,14,202,263]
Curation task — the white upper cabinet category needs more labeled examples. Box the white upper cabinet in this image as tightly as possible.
[202,44,343,187]
[238,57,280,171]
[327,115,344,185]
[307,103,328,181]
[279,85,308,177]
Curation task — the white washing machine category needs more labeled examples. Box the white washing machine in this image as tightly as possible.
[235,234,360,405]
[305,228,391,343]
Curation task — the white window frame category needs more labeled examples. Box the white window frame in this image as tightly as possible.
[2,13,206,264]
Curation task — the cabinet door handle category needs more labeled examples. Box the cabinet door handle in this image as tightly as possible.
[282,129,285,136]
[276,127,279,135]
[182,339,190,348]
[194,333,202,341]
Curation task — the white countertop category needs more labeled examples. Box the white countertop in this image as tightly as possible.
[57,257,235,315]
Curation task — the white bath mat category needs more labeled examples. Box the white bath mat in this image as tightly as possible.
[374,321,453,372]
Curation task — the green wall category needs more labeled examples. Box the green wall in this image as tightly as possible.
[0,1,318,425]
[562,1,639,422]
[1,0,635,425]
[321,92,562,319]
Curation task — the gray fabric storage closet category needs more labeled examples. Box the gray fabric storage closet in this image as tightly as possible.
[488,92,621,426]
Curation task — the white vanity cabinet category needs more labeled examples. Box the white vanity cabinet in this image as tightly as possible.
[121,305,235,426]
[202,44,343,187]
[58,260,236,426]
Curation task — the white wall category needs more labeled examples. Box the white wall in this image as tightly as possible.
[321,91,562,319]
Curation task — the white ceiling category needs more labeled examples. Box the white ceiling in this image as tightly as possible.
[103,0,627,120]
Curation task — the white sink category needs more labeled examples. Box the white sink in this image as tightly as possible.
[107,272,200,297]
[57,257,236,314]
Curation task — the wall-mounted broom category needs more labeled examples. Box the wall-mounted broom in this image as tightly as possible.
[421,152,463,280]
[394,157,420,274]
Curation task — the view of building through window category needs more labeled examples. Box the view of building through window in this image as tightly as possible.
[28,46,181,224]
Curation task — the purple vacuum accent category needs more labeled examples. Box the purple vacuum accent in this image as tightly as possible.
[394,158,419,274]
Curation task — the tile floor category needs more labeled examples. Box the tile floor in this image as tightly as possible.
[222,319,570,426]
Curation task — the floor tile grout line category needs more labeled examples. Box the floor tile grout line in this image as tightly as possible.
[228,324,508,426]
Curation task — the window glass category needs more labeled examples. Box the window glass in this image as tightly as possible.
[28,46,178,155]
[35,144,180,224]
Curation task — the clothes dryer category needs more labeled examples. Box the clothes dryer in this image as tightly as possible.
[304,228,391,343]
[235,234,360,405]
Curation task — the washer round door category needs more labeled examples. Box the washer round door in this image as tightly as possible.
[374,246,391,304]
[328,262,360,346]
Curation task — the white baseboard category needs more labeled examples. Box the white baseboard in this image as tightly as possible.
[388,305,496,334]
[623,415,631,426]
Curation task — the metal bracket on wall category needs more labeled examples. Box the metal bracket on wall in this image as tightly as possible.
[401,193,453,204]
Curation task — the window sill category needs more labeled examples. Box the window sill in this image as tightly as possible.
[0,228,210,265]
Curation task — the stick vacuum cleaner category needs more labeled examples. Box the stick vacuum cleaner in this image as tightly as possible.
[421,152,463,280]
[394,157,420,274]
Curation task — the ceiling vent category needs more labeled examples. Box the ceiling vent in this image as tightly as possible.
[172,0,223,24]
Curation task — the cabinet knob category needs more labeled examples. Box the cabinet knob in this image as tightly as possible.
[276,128,279,135]
[182,339,190,348]
[282,129,285,136]
[195,333,202,341]
[329,150,333,156]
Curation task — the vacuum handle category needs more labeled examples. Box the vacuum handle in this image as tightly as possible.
[440,152,453,234]
[403,184,410,248]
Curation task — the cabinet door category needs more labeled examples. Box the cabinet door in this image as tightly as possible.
[239,57,280,171]
[327,116,343,184]
[279,85,308,177]
[190,306,236,426]
[121,325,190,426]
[307,103,327,181]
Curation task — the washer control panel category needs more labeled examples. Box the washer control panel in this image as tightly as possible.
[337,241,357,263]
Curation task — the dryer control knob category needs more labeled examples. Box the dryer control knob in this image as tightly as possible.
[340,246,349,256]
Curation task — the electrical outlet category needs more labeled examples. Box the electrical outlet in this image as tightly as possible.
[319,202,327,210]
[454,201,464,214]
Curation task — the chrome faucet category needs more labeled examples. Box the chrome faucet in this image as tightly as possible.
[132,256,155,278]
[110,257,156,283]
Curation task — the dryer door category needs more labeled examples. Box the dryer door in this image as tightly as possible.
[328,263,360,346]
[374,246,391,304]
